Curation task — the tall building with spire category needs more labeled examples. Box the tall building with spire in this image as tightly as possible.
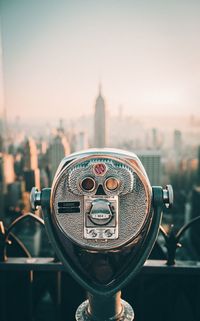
[94,84,107,148]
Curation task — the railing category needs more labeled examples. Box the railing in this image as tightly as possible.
[0,213,200,321]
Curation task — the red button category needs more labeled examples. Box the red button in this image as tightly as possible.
[93,163,107,176]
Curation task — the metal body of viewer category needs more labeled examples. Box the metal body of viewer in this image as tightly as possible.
[30,149,173,321]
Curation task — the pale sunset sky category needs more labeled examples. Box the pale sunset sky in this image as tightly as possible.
[1,0,200,121]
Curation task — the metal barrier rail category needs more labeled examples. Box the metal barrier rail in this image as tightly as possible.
[1,257,200,273]
[0,213,200,321]
[0,259,200,321]
[1,212,200,265]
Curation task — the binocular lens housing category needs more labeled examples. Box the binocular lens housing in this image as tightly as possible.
[81,177,96,192]
[105,177,119,191]
[51,151,152,251]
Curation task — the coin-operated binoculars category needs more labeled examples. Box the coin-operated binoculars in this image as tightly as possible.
[31,149,173,321]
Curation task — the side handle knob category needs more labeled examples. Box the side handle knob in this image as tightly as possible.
[163,185,173,208]
[30,187,42,211]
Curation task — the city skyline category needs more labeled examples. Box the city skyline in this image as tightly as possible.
[1,0,200,121]
[0,3,200,319]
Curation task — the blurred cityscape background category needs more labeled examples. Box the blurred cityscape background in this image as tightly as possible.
[0,2,200,321]
[0,0,200,260]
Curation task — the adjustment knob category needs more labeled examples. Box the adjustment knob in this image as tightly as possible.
[30,187,41,211]
[163,185,173,208]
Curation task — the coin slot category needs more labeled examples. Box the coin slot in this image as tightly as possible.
[58,207,80,214]
[58,201,80,207]
[58,201,80,214]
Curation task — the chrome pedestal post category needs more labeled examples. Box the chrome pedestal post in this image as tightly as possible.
[76,291,134,321]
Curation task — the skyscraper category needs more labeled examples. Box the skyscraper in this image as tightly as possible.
[73,131,89,152]
[24,138,39,171]
[0,153,15,216]
[173,130,182,155]
[23,138,40,192]
[94,84,107,148]
[47,133,70,183]
[136,150,162,185]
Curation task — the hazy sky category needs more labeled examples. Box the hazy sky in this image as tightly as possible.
[1,0,200,121]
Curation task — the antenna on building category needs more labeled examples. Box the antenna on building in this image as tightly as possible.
[58,118,64,134]
[98,81,102,96]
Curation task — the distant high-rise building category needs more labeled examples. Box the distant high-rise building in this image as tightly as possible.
[0,152,15,192]
[94,84,107,148]
[6,182,22,210]
[23,138,40,192]
[173,130,182,155]
[73,131,89,152]
[57,118,65,135]
[0,153,16,216]
[24,138,38,171]
[135,150,162,185]
[48,134,70,183]
[152,128,158,149]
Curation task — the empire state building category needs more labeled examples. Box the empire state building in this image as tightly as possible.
[94,84,107,148]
